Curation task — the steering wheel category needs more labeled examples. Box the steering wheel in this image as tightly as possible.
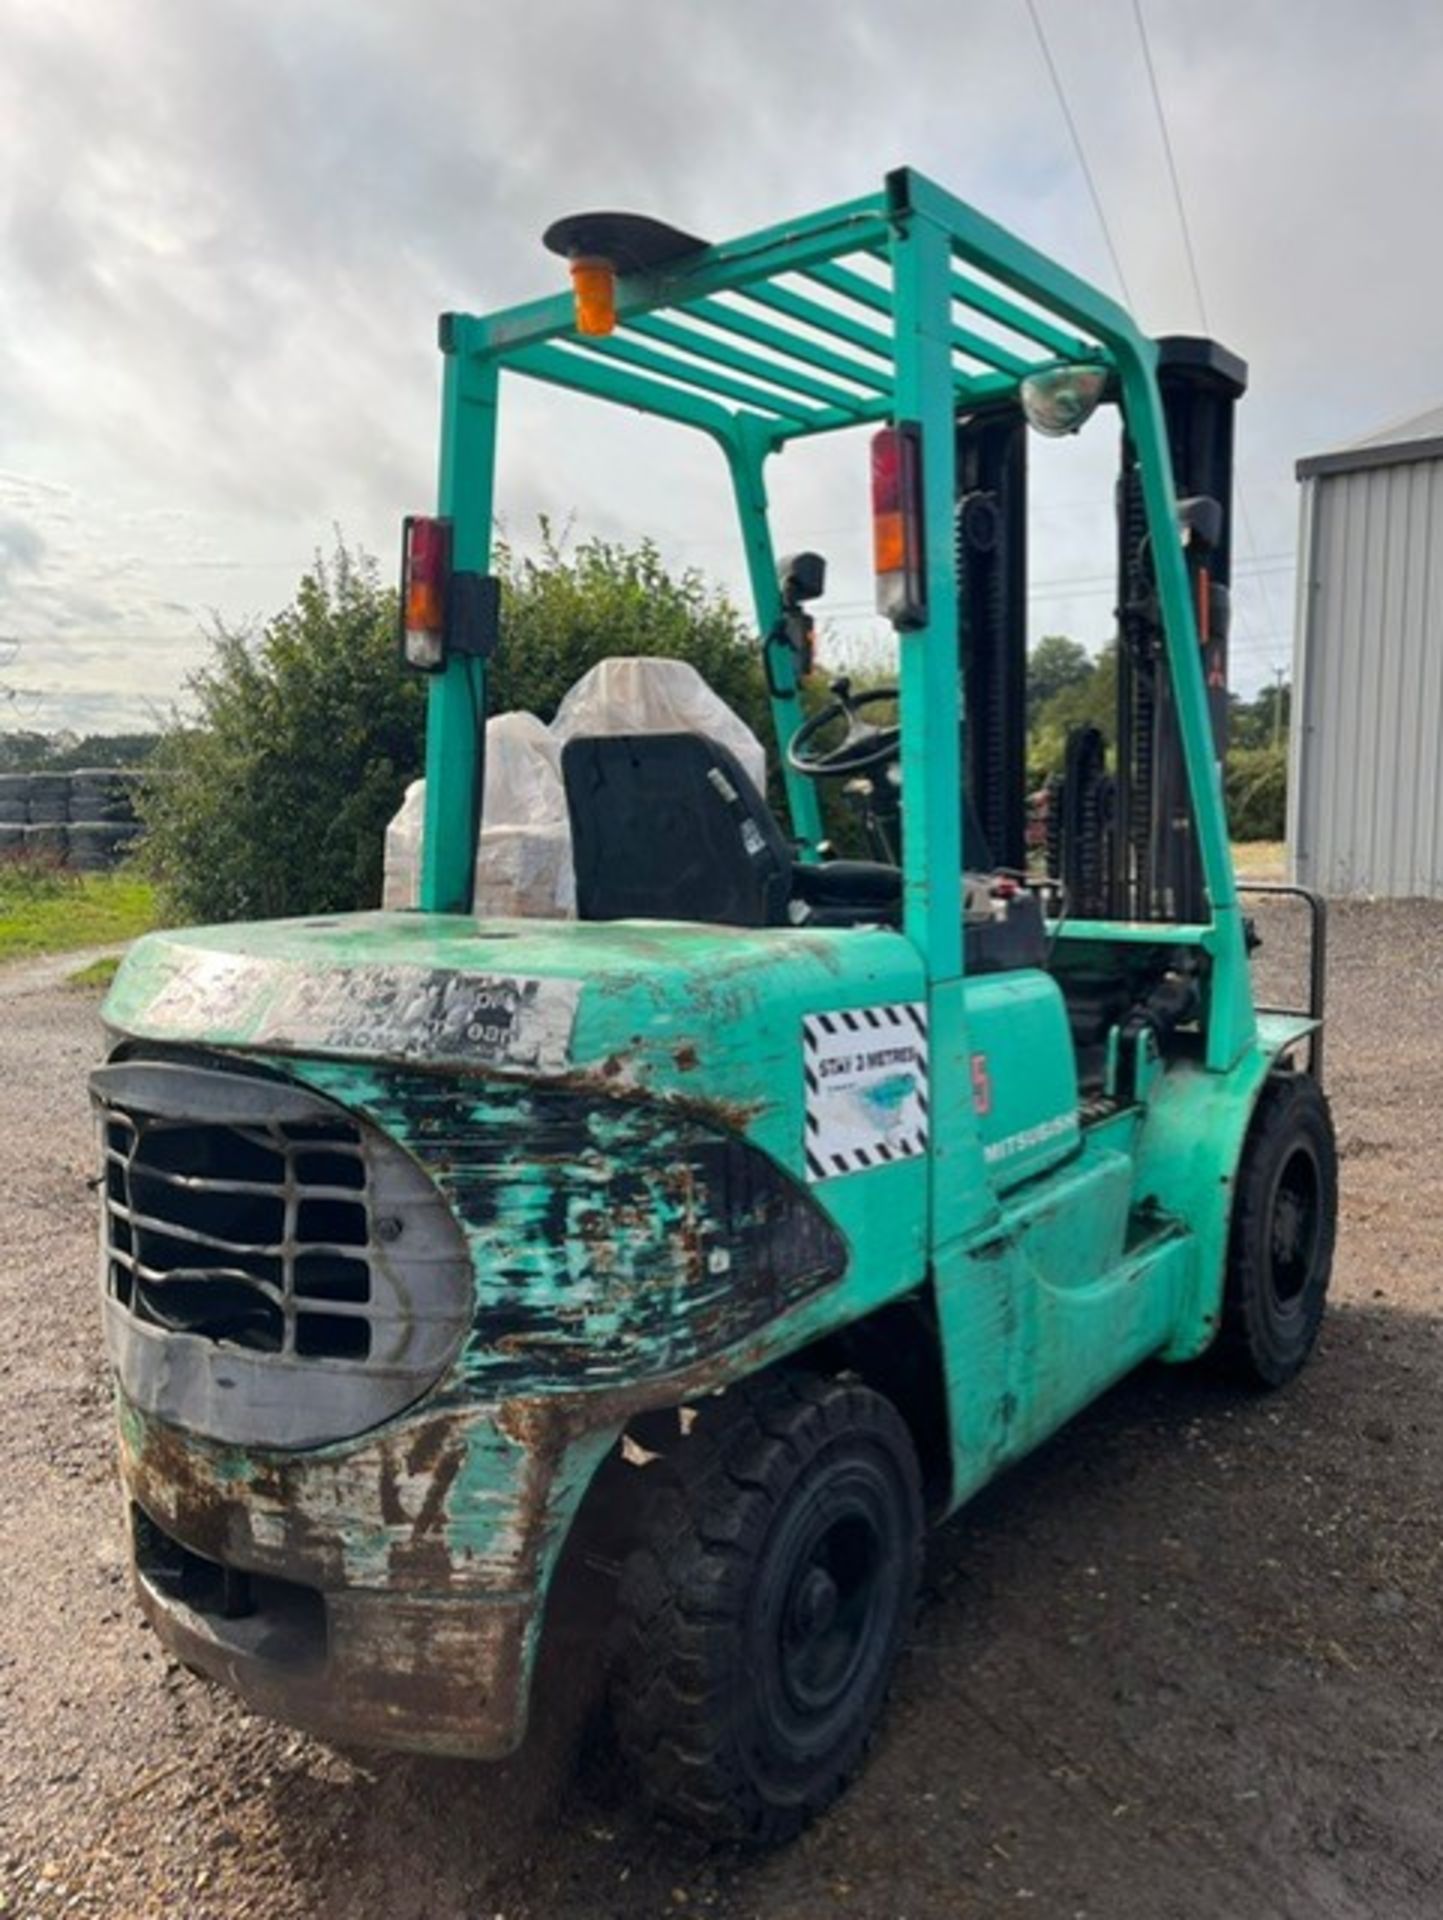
[787,679,901,779]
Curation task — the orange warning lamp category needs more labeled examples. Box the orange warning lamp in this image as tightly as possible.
[542,210,710,342]
[569,257,617,337]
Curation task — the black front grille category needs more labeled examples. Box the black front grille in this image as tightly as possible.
[104,1110,374,1361]
[94,1055,474,1447]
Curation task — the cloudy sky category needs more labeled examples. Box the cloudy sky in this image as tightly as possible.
[2,0,1441,729]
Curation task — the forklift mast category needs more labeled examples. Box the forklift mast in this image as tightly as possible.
[956,402,1028,873]
[1117,336,1247,922]
[1035,336,1247,923]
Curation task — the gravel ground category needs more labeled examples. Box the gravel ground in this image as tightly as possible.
[2,904,1441,1920]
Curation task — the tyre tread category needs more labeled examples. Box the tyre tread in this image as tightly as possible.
[610,1372,921,1845]
[1216,1070,1337,1389]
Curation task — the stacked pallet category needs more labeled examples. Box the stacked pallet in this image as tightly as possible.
[0,770,143,869]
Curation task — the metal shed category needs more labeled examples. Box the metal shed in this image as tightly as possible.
[1291,404,1443,897]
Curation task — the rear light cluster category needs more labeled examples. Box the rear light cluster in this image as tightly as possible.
[400,515,452,671]
[871,425,928,630]
[398,516,501,674]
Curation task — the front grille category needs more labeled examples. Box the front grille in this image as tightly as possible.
[104,1108,376,1362]
[93,1055,474,1448]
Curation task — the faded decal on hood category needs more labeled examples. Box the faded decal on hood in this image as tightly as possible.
[141,955,580,1072]
[259,966,579,1070]
[142,951,276,1031]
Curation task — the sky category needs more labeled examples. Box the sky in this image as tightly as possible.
[2,0,1442,730]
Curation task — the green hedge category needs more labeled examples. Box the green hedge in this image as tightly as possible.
[139,535,769,924]
[1225,744,1287,841]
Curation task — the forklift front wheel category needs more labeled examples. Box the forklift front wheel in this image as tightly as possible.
[610,1372,923,1846]
[1217,1071,1338,1389]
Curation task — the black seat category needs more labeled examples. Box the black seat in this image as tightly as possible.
[561,732,900,928]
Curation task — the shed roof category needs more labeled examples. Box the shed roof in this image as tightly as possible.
[1297,400,1443,481]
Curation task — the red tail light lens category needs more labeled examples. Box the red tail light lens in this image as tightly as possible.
[871,425,927,629]
[400,515,452,671]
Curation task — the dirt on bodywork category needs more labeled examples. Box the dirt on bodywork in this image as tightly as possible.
[2,902,1442,1918]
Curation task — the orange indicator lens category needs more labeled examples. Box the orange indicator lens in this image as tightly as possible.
[571,257,617,336]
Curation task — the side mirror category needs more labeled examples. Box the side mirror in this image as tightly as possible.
[1019,361,1108,437]
[778,551,826,609]
[766,553,826,697]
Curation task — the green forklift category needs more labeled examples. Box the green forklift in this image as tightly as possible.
[93,168,1335,1844]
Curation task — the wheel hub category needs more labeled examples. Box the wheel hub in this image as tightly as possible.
[1268,1140,1322,1306]
[788,1564,840,1642]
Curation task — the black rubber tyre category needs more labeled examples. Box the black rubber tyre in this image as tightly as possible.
[25,774,69,825]
[611,1373,923,1846]
[68,822,140,871]
[70,769,138,824]
[1217,1071,1337,1389]
[21,822,67,862]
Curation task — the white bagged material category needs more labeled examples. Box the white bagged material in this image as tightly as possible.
[484,709,567,828]
[475,710,573,915]
[475,822,575,917]
[550,656,767,794]
[381,777,425,911]
[382,665,768,918]
[381,711,575,917]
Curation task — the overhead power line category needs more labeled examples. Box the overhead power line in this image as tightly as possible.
[1130,0,1209,329]
[1023,0,1291,669]
[1023,0,1136,310]
[1128,0,1287,664]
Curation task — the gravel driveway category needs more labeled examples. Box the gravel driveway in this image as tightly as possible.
[2,903,1441,1919]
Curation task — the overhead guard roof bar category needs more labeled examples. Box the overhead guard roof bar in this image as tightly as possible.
[442,171,1120,451]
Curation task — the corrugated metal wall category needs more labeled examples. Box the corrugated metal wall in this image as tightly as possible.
[1290,457,1443,897]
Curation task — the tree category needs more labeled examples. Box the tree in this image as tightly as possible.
[46,732,160,770]
[488,524,768,737]
[1026,634,1093,727]
[1029,640,1115,775]
[1022,629,1290,838]
[1226,745,1287,840]
[0,730,54,771]
[140,541,425,923]
[140,529,770,923]
[1230,679,1290,751]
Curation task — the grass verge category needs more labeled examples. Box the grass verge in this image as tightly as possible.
[67,954,124,990]
[1232,840,1287,881]
[0,863,159,964]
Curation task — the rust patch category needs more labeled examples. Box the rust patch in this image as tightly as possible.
[134,1571,533,1759]
[405,1418,453,1480]
[385,1425,468,1586]
[673,1043,699,1072]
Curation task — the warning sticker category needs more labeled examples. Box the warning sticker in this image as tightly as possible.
[802,1003,929,1182]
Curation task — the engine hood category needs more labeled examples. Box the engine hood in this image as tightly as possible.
[104,910,922,1156]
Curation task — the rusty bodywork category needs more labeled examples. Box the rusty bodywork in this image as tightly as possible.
[97,913,933,1753]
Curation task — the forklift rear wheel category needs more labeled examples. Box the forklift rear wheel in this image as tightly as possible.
[611,1372,923,1845]
[1218,1071,1337,1388]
